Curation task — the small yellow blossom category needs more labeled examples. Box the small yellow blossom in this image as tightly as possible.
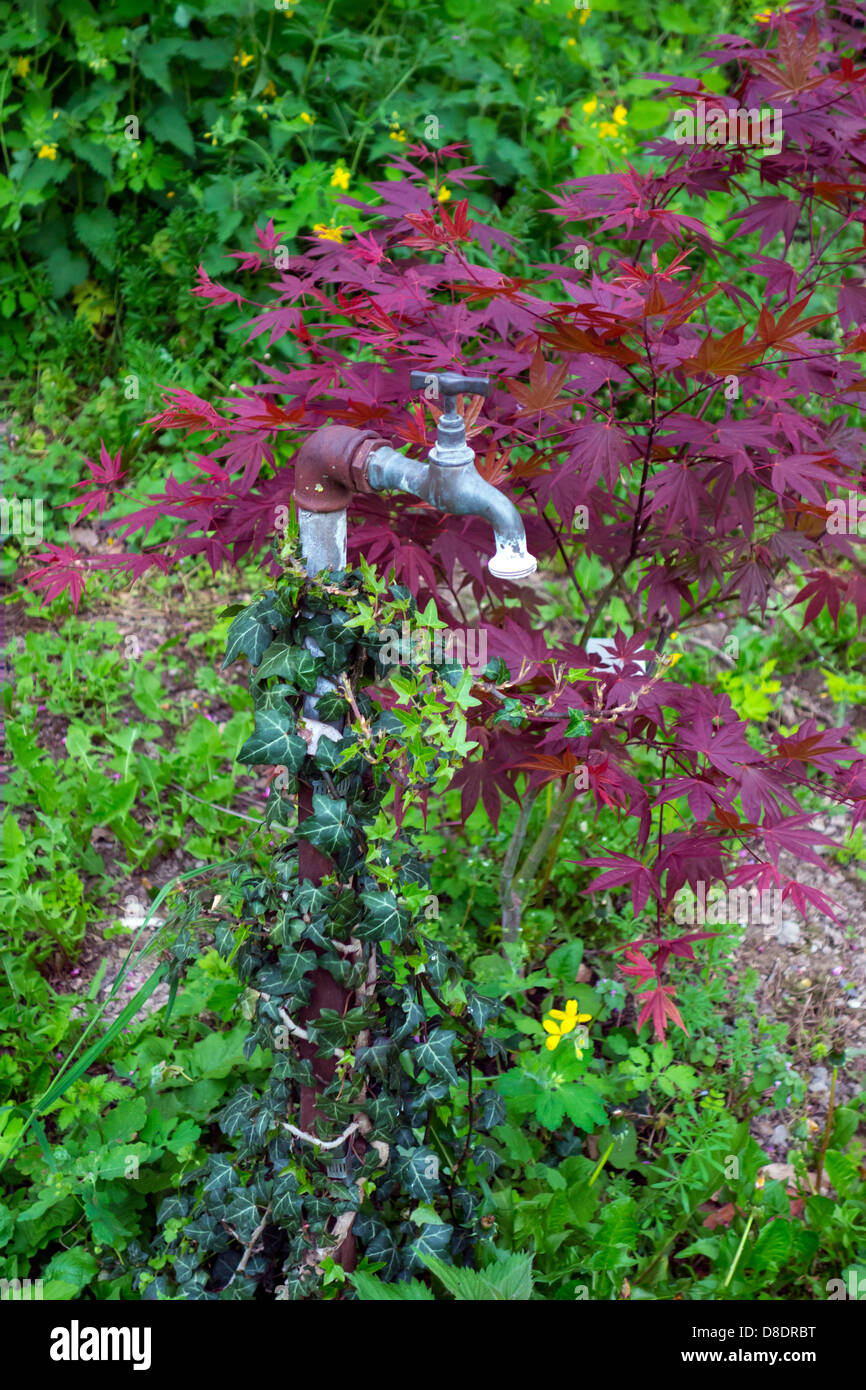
[330,164,350,190]
[37,144,58,160]
[14,56,30,78]
[166,190,175,198]
[567,37,576,47]
[437,185,451,202]
[53,110,59,120]
[234,51,255,67]
[582,96,598,115]
[262,80,277,97]
[389,128,407,142]
[613,104,628,126]
[598,121,619,139]
[542,999,592,1052]
[300,110,314,125]
[313,224,347,242]
[580,7,590,23]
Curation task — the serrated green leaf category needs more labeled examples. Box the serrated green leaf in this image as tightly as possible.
[351,1271,435,1301]
[73,209,118,271]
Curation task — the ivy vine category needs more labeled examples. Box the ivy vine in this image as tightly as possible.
[137,542,505,1300]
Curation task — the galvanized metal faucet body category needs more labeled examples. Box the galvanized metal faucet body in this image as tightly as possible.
[291,372,537,582]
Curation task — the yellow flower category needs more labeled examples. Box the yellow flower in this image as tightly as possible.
[166,190,175,198]
[567,37,576,47]
[437,185,451,202]
[582,96,598,115]
[37,144,58,160]
[234,50,255,68]
[53,110,59,120]
[389,128,407,142]
[598,121,619,139]
[580,6,591,22]
[300,110,314,125]
[330,164,350,190]
[14,56,30,78]
[542,999,592,1051]
[262,80,277,97]
[613,104,628,126]
[314,224,347,242]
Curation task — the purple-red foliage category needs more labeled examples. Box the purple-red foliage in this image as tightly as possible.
[29,6,866,1036]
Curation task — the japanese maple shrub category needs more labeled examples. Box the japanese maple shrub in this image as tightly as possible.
[31,2,866,1038]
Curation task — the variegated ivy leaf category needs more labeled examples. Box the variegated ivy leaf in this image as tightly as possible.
[202,1155,235,1199]
[254,682,296,714]
[356,889,407,943]
[253,642,320,690]
[296,793,358,861]
[411,1027,459,1087]
[217,1085,257,1138]
[239,709,307,769]
[157,1194,189,1225]
[393,1145,442,1202]
[406,1222,453,1272]
[390,991,425,1044]
[272,1172,303,1225]
[224,1187,264,1242]
[223,601,277,668]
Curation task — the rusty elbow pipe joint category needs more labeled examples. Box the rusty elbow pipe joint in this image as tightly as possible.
[292,426,387,513]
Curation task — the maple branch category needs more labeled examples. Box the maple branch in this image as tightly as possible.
[499,789,538,947]
[508,780,575,932]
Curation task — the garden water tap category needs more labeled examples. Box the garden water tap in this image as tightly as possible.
[291,372,537,581]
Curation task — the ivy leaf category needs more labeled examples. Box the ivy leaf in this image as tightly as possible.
[224,1187,263,1242]
[477,1089,507,1130]
[272,1172,303,1225]
[393,1146,442,1202]
[202,1155,235,1199]
[157,1194,189,1225]
[223,603,275,667]
[357,890,408,943]
[278,947,318,988]
[466,992,500,1030]
[296,794,358,861]
[254,642,321,690]
[254,683,296,715]
[391,993,426,1044]
[412,1027,459,1087]
[406,1222,453,1271]
[217,1086,256,1138]
[239,710,307,769]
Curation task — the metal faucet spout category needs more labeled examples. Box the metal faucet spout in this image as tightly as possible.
[290,371,538,583]
[367,446,536,581]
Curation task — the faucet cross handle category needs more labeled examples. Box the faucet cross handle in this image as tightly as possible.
[409,370,491,462]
